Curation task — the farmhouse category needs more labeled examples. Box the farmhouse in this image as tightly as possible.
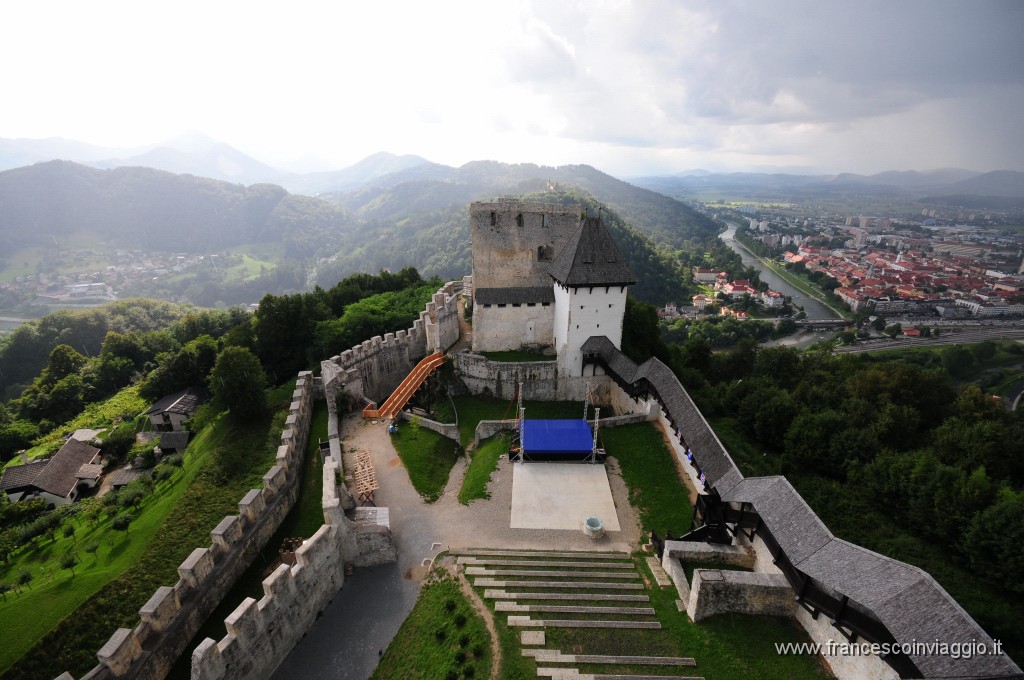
[0,438,101,506]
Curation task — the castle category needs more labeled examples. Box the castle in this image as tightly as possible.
[470,199,634,378]
[63,199,1022,680]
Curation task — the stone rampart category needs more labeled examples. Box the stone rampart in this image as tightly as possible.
[454,352,625,403]
[662,541,756,604]
[189,377,394,680]
[322,280,462,404]
[686,569,795,623]
[190,523,345,679]
[396,411,460,443]
[60,372,317,680]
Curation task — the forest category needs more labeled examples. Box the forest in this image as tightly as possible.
[618,308,1024,661]
[0,268,433,461]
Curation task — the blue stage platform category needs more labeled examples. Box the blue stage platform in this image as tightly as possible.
[519,419,599,461]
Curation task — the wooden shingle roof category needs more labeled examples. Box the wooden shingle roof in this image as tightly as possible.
[475,286,554,305]
[0,460,48,492]
[580,335,1022,678]
[548,217,636,287]
[30,438,100,498]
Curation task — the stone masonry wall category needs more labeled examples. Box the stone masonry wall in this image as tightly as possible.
[61,373,317,680]
[454,353,623,403]
[686,569,796,623]
[190,371,396,680]
[470,200,582,290]
[321,280,462,404]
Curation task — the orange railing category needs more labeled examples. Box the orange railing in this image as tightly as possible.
[362,351,445,419]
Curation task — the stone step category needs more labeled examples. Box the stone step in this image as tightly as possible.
[645,556,674,587]
[475,579,645,590]
[508,616,661,630]
[452,549,629,560]
[525,650,696,666]
[466,567,639,579]
[593,675,704,680]
[496,602,655,615]
[536,669,584,680]
[485,589,649,602]
[459,557,636,570]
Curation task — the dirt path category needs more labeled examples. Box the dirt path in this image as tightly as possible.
[455,567,502,680]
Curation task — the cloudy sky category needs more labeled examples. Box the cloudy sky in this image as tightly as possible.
[2,0,1021,176]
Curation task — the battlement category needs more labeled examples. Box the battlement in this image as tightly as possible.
[62,372,317,680]
[190,522,346,679]
[322,280,462,404]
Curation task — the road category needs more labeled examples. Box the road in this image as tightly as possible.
[834,326,1024,354]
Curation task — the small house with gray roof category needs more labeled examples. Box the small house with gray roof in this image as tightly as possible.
[0,438,102,506]
[144,387,203,432]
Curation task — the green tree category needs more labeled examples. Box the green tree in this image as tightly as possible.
[961,488,1024,593]
[59,551,78,577]
[208,346,267,422]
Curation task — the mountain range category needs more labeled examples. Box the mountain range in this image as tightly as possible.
[3,133,1023,199]
[631,168,1024,199]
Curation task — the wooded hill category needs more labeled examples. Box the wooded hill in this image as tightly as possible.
[0,159,718,307]
[0,161,354,259]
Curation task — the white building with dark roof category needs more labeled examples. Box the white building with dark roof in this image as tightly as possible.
[470,201,635,377]
[0,438,101,506]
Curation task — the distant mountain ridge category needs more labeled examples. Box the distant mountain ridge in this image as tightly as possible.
[0,161,353,258]
[632,168,1024,199]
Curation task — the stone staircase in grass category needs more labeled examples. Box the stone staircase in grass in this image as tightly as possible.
[453,549,704,680]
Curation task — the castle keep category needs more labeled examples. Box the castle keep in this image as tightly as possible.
[470,199,635,378]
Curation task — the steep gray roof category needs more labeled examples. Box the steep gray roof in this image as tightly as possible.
[548,217,636,287]
[157,431,191,453]
[579,335,1022,678]
[144,387,203,417]
[0,460,48,492]
[31,438,100,498]
[720,477,832,564]
[475,286,554,305]
[581,335,742,494]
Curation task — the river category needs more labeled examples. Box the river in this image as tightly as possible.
[719,224,839,320]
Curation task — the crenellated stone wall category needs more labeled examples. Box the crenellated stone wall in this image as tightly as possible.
[59,373,318,680]
[189,372,395,680]
[321,280,463,404]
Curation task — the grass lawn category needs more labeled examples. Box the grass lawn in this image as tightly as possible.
[391,425,462,502]
[372,567,491,680]
[457,435,510,504]
[471,553,830,680]
[479,350,554,363]
[4,386,150,468]
[600,423,693,537]
[0,382,295,680]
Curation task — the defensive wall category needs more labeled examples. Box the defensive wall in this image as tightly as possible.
[453,353,644,412]
[321,279,464,405]
[58,373,318,680]
[581,335,1023,679]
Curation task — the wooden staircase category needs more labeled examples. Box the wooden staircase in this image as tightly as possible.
[362,351,445,419]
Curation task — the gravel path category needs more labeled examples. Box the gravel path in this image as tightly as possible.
[276,411,642,679]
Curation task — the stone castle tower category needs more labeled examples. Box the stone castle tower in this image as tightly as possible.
[470,199,635,377]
